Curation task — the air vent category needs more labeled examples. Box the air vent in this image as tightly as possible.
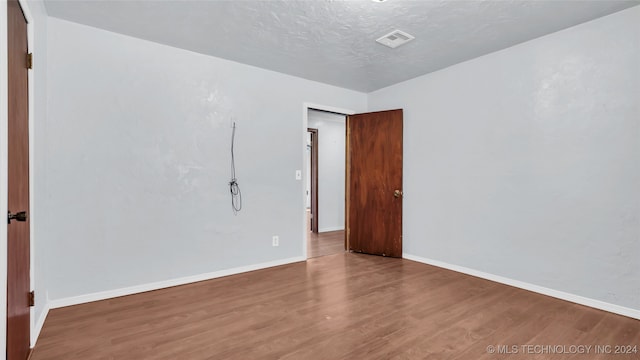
[376,29,415,49]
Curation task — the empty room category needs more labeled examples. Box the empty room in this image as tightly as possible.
[2,0,639,359]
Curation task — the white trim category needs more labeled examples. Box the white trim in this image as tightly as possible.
[403,253,640,320]
[32,300,50,347]
[318,226,345,233]
[16,0,38,348]
[48,256,305,309]
[304,103,356,117]
[301,102,354,260]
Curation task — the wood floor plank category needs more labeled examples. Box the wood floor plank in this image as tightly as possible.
[308,230,345,258]
[31,253,640,360]
[307,209,345,258]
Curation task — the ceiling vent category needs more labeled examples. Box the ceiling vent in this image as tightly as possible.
[376,29,415,49]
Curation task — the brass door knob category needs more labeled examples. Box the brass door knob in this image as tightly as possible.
[394,190,403,198]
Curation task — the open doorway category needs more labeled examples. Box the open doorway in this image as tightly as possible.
[306,108,347,258]
[302,105,403,259]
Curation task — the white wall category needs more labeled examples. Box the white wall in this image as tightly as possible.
[369,6,640,310]
[308,111,345,232]
[44,18,366,301]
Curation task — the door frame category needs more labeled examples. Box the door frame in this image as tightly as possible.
[301,103,354,259]
[307,128,318,233]
[2,0,36,354]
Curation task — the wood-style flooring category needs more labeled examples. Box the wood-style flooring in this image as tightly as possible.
[31,253,640,360]
[307,209,345,258]
[307,230,344,258]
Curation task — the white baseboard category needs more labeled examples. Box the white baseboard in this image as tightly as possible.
[319,226,344,233]
[31,302,50,347]
[47,256,305,310]
[403,253,640,320]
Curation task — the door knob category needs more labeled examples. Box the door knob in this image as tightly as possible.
[7,211,27,224]
[394,190,403,198]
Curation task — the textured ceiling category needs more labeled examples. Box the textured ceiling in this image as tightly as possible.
[43,0,640,92]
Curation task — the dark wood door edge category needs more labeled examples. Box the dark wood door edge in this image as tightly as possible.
[344,118,350,251]
[307,128,318,233]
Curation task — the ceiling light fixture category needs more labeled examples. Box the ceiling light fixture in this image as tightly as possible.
[371,0,388,2]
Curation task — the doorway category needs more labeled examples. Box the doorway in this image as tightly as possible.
[305,108,347,258]
[302,105,403,260]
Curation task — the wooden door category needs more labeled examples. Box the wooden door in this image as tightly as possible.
[308,128,318,233]
[7,0,31,358]
[346,109,402,257]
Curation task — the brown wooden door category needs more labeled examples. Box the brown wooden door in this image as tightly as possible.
[346,109,402,257]
[7,0,31,358]
[308,128,318,233]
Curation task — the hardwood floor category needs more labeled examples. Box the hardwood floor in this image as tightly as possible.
[307,209,345,258]
[307,230,344,258]
[31,253,640,360]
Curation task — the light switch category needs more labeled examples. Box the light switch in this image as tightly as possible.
[295,170,302,180]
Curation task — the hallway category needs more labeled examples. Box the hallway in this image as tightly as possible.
[307,210,345,258]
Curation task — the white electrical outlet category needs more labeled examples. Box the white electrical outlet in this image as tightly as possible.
[272,235,279,247]
[295,170,302,180]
